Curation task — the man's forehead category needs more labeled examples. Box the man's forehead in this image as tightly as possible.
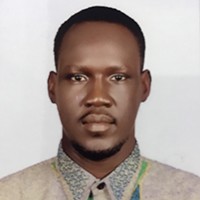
[57,21,141,72]
[63,21,134,39]
[59,21,140,55]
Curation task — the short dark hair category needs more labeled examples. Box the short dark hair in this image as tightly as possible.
[54,6,145,69]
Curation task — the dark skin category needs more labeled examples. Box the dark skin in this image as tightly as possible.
[48,22,151,178]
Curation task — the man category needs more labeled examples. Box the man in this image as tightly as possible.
[0,6,200,200]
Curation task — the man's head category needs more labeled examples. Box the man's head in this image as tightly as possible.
[48,6,151,161]
[54,6,146,70]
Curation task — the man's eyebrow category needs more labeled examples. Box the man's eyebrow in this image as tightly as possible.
[62,65,83,70]
[62,65,128,71]
[106,65,128,71]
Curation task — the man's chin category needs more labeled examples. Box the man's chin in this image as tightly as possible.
[71,140,126,161]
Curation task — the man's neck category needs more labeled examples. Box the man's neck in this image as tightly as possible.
[62,137,136,179]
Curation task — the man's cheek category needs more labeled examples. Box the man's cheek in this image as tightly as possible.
[74,92,85,105]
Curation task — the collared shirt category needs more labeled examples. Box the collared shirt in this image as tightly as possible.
[56,143,142,200]
[1,144,200,200]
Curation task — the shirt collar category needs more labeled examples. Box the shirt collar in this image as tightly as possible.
[56,142,140,200]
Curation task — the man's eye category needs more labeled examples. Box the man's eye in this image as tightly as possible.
[66,74,88,82]
[110,74,127,81]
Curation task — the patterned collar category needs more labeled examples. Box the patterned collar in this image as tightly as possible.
[56,142,140,200]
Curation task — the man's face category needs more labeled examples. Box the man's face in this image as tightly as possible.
[48,22,150,158]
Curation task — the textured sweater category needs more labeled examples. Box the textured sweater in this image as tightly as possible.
[0,156,200,200]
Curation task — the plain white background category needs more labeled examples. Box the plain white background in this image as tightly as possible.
[0,0,199,178]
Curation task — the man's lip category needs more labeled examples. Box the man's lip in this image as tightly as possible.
[81,113,115,124]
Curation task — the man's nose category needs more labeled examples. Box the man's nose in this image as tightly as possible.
[84,79,112,108]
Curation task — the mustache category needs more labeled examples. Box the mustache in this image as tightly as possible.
[80,109,116,124]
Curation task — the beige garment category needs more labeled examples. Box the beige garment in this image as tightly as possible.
[0,157,200,200]
[141,157,200,200]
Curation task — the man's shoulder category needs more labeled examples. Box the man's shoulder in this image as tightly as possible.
[141,156,200,199]
[143,156,200,182]
[0,157,56,183]
[0,157,59,200]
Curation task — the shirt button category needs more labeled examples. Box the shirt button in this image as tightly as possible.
[97,182,105,190]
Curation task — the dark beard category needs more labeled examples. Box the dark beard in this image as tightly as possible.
[71,140,126,161]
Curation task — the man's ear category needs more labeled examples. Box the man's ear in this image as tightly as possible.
[141,70,151,102]
[47,71,57,103]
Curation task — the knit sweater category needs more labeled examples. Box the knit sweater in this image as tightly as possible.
[0,156,200,200]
